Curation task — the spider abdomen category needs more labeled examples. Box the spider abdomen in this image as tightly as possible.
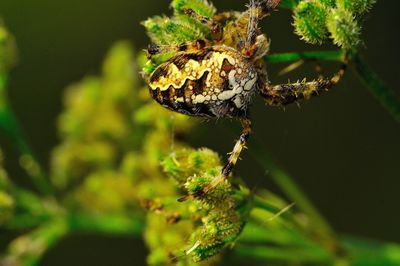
[148,46,258,118]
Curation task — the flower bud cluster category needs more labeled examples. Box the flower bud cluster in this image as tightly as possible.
[157,148,251,263]
[293,0,375,49]
[142,0,216,76]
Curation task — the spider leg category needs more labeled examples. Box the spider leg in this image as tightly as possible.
[260,56,348,106]
[178,117,252,202]
[243,0,259,54]
[146,39,209,59]
[258,0,281,15]
[181,8,222,41]
[213,11,242,22]
[242,0,278,58]
[221,117,252,177]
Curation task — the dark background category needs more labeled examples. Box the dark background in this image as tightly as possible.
[0,1,399,265]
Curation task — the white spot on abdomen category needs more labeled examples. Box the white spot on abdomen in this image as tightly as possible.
[193,94,206,104]
[244,75,257,91]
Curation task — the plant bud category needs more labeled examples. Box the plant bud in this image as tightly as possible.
[336,0,376,15]
[293,1,328,44]
[326,7,360,50]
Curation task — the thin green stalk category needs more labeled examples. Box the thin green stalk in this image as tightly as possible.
[2,212,143,266]
[279,0,299,9]
[353,54,400,122]
[251,195,306,230]
[1,218,69,266]
[252,195,283,214]
[266,50,345,64]
[234,245,333,264]
[67,212,144,236]
[340,235,400,266]
[0,73,52,195]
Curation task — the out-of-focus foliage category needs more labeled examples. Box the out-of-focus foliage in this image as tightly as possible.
[0,23,17,73]
[0,150,14,225]
[50,41,191,215]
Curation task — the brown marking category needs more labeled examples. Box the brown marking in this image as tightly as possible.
[168,86,177,108]
[221,78,231,91]
[178,43,188,51]
[155,79,195,115]
[149,64,169,83]
[169,53,197,70]
[221,58,235,73]
[196,39,206,49]
[191,70,210,95]
[168,49,211,71]
[173,83,185,98]
[161,89,170,103]
[148,86,158,100]
[194,103,215,117]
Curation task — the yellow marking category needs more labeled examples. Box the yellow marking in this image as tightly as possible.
[244,75,257,91]
[149,46,237,91]
[175,97,185,103]
[229,140,244,165]
[193,94,206,104]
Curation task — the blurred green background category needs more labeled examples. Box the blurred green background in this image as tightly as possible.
[0,0,399,265]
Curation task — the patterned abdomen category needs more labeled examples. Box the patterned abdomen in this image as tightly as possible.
[148,46,258,118]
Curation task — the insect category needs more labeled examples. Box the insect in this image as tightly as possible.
[144,0,347,201]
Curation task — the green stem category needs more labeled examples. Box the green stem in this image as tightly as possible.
[234,244,333,264]
[0,73,52,195]
[353,54,400,122]
[279,0,299,9]
[252,195,283,214]
[2,219,69,266]
[235,235,400,266]
[340,235,400,266]
[266,50,344,64]
[2,212,144,266]
[67,212,144,236]
[251,195,308,232]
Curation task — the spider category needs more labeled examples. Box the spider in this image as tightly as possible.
[144,0,347,201]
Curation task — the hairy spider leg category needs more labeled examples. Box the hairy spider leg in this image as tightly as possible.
[213,11,242,22]
[243,0,259,56]
[212,0,280,24]
[241,0,279,57]
[146,39,210,59]
[181,8,223,41]
[260,56,349,106]
[178,117,252,202]
[259,0,281,14]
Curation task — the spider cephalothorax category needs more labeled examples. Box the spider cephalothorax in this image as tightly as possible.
[143,0,347,200]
